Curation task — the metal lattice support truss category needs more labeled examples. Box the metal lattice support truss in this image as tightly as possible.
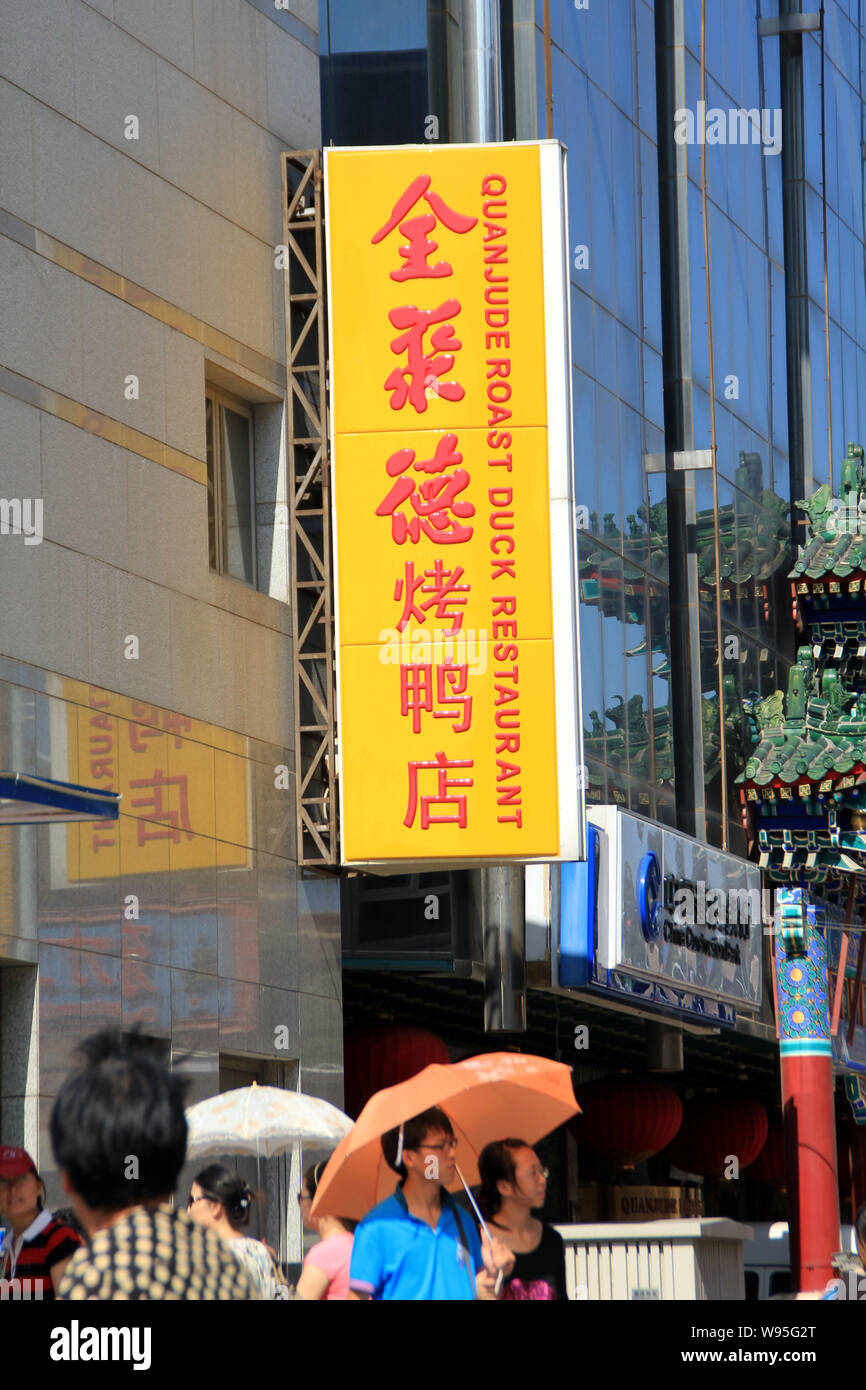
[281,151,337,867]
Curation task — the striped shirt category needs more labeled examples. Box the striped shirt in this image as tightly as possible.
[1,1209,82,1301]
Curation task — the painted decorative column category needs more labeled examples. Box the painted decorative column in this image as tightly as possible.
[776,888,840,1291]
[737,451,866,1290]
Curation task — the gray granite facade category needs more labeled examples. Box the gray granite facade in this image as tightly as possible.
[0,0,340,1263]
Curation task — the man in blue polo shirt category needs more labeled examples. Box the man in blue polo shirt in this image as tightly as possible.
[348,1107,514,1300]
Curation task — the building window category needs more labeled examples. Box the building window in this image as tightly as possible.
[205,387,256,586]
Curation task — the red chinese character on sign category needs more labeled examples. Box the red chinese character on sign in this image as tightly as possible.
[434,662,472,731]
[385,300,465,413]
[403,750,474,829]
[371,174,477,281]
[131,700,160,726]
[128,721,162,753]
[129,769,194,846]
[123,957,153,1001]
[400,662,473,734]
[162,711,193,747]
[377,434,474,544]
[393,560,470,635]
[123,921,152,959]
[130,702,192,749]
[81,953,117,989]
[400,664,433,733]
[90,821,117,853]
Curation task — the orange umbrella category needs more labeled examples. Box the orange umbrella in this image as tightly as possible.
[311,1051,578,1222]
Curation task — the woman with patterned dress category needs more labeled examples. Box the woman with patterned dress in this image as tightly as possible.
[189,1165,285,1299]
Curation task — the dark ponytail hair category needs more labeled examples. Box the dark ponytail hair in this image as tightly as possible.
[193,1164,254,1230]
[303,1160,356,1232]
[478,1138,529,1218]
[303,1160,328,1198]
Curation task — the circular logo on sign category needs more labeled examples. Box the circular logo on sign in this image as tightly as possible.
[637,852,662,941]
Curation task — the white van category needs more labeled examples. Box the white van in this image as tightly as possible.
[742,1222,857,1300]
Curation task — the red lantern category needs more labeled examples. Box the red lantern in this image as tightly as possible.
[666,1094,768,1178]
[744,1113,785,1188]
[570,1075,683,1169]
[343,1024,449,1119]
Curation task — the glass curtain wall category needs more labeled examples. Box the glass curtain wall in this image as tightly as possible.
[320,0,430,146]
[533,0,674,825]
[320,0,678,830]
[320,0,481,146]
[802,2,866,486]
[320,0,866,857]
[674,1,791,852]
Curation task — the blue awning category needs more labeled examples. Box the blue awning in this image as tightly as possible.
[0,773,120,825]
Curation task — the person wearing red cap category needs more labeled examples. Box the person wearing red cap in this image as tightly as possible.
[0,1146,82,1300]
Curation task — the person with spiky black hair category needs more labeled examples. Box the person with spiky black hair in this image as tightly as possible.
[50,1029,258,1301]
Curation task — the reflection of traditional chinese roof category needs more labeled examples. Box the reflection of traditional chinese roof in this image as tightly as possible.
[738,445,866,885]
[585,684,742,787]
[579,451,789,629]
[586,692,675,783]
[584,694,674,786]
[695,502,789,586]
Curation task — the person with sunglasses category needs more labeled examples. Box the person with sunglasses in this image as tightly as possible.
[348,1106,514,1300]
[477,1138,567,1300]
[188,1165,286,1299]
[295,1161,354,1300]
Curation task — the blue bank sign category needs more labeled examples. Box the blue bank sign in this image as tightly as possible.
[559,806,763,1025]
[636,852,662,941]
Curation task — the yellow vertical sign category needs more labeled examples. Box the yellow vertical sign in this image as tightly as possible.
[325,143,579,868]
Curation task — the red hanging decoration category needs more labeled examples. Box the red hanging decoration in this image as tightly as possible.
[343,1023,449,1119]
[570,1074,683,1169]
[744,1112,786,1188]
[665,1093,768,1178]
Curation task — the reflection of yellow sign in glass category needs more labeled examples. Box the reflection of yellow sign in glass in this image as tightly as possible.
[63,680,250,879]
[325,142,583,868]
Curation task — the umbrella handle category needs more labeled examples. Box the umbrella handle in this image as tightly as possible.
[454,1164,507,1298]
[453,1163,492,1241]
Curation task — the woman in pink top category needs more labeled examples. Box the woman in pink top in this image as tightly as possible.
[295,1161,354,1301]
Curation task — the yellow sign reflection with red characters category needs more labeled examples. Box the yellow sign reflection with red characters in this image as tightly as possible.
[62,678,251,879]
